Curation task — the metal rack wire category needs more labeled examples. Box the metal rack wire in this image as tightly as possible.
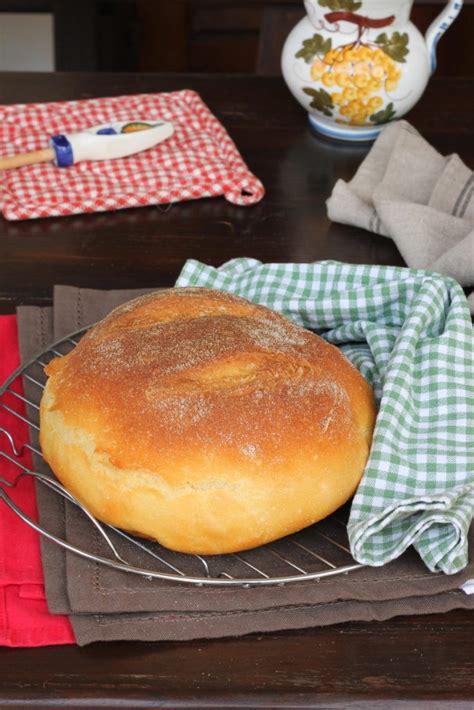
[0,327,365,587]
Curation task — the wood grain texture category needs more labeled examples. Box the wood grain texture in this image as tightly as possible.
[137,0,189,72]
[0,73,473,708]
[1,611,474,707]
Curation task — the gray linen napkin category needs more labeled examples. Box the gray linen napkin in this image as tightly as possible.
[326,121,474,313]
[15,286,474,644]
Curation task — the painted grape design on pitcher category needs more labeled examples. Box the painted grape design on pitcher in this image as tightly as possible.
[295,0,409,126]
[282,0,462,140]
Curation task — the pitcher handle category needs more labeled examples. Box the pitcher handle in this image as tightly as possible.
[425,0,463,74]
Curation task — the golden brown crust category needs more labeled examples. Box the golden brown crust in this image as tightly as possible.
[39,288,376,554]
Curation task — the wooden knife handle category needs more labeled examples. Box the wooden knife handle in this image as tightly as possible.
[0,147,55,170]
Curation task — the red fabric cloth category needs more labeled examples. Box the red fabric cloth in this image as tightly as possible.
[0,90,264,220]
[0,314,74,646]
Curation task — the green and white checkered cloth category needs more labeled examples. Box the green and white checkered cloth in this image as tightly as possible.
[176,258,474,574]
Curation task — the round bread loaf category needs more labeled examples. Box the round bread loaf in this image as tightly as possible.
[40,288,376,555]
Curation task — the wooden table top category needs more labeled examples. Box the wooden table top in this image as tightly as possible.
[0,72,473,708]
[0,72,473,314]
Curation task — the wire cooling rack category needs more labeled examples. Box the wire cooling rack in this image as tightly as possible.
[0,327,365,587]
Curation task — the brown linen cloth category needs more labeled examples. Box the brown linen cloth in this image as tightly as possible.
[17,286,474,645]
[326,120,474,313]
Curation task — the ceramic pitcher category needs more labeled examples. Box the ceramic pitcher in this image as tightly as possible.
[281,0,463,141]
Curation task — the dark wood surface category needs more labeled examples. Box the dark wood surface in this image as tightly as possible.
[2,610,474,709]
[1,72,474,708]
[4,1,471,75]
[1,72,473,314]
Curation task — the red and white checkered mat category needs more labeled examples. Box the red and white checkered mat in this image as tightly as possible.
[0,90,264,221]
